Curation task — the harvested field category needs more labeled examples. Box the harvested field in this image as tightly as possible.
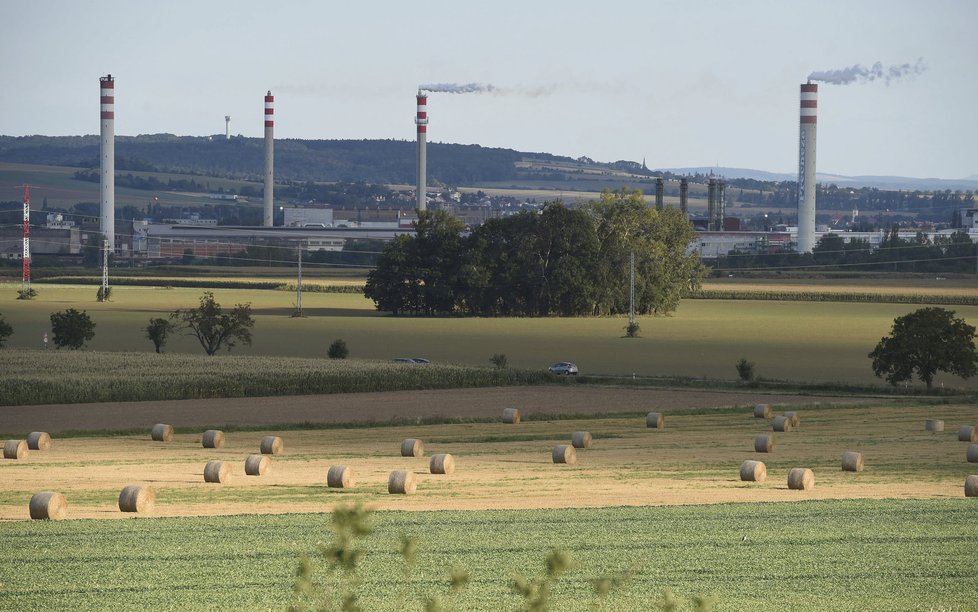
[0,392,970,521]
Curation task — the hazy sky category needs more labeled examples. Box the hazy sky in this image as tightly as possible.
[2,0,976,179]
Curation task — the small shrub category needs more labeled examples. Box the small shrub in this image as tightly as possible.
[146,317,174,354]
[16,287,37,300]
[490,353,508,369]
[96,286,112,302]
[625,322,641,338]
[328,339,350,359]
[735,358,755,383]
[0,313,12,347]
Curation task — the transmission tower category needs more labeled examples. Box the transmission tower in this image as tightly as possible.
[22,185,31,292]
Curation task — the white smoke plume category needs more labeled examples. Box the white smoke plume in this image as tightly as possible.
[420,82,497,94]
[807,58,926,85]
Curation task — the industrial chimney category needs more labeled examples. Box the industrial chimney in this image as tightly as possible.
[263,91,274,227]
[679,178,688,214]
[797,83,817,252]
[416,90,428,212]
[655,178,664,211]
[99,74,115,250]
[225,115,231,140]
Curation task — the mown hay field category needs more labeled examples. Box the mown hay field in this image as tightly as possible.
[1,400,977,610]
[3,282,978,388]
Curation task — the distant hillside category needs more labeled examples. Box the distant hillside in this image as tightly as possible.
[664,166,978,192]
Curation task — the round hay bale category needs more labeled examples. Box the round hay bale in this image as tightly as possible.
[959,426,977,442]
[3,440,28,460]
[925,419,944,432]
[118,485,155,513]
[753,404,771,418]
[388,470,417,494]
[202,430,225,449]
[965,475,978,497]
[327,465,354,488]
[552,444,577,464]
[787,467,815,491]
[968,444,978,464]
[245,454,271,476]
[739,460,767,482]
[29,491,67,520]
[646,412,664,429]
[571,431,593,449]
[784,411,800,428]
[430,453,456,475]
[754,435,775,453]
[27,432,52,451]
[260,435,283,455]
[151,423,173,442]
[841,451,864,472]
[203,460,231,483]
[400,438,424,457]
[772,416,793,432]
[502,408,520,424]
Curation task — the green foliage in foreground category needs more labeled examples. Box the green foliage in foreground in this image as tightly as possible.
[0,348,553,406]
[0,500,974,611]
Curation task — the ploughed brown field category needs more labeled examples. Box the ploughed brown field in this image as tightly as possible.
[1,386,971,520]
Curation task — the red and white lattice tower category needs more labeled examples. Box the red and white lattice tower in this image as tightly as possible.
[263,91,274,227]
[100,75,115,251]
[797,82,817,253]
[415,90,428,212]
[22,185,31,291]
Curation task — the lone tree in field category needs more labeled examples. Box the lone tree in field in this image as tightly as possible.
[171,291,254,356]
[50,308,96,349]
[869,307,978,391]
[0,313,12,347]
[145,317,175,353]
[327,338,349,359]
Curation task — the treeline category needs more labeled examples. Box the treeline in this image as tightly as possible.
[364,191,705,316]
[717,228,976,273]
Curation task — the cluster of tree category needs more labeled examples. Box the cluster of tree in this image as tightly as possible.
[365,190,705,316]
[73,169,213,193]
[718,229,976,274]
[277,181,395,207]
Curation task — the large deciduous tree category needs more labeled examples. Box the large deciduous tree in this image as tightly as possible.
[172,291,254,356]
[145,317,175,354]
[50,308,96,349]
[869,307,978,390]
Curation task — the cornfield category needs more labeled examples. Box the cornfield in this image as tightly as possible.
[0,349,552,406]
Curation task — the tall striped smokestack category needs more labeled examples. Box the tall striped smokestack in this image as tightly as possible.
[100,75,115,250]
[416,90,428,212]
[797,83,817,253]
[263,91,274,227]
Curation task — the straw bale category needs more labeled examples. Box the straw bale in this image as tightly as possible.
[787,467,815,490]
[118,485,155,513]
[260,436,283,455]
[202,430,225,449]
[430,454,456,475]
[739,460,766,482]
[401,438,425,457]
[841,451,864,472]
[925,419,944,432]
[203,460,231,483]
[27,432,52,451]
[502,408,520,424]
[245,454,270,476]
[552,444,577,464]
[646,412,664,429]
[327,465,354,488]
[29,491,67,520]
[959,426,977,442]
[151,423,173,442]
[3,440,28,460]
[772,416,793,432]
[754,435,775,453]
[388,470,417,494]
[571,431,593,449]
[753,404,771,418]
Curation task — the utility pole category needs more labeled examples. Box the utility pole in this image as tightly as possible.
[22,185,31,293]
[295,240,303,317]
[100,240,109,301]
[628,251,635,329]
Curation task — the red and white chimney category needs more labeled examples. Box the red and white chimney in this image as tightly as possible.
[100,75,115,250]
[415,91,428,212]
[797,83,817,253]
[263,91,274,227]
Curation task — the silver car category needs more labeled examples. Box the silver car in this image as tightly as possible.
[548,362,579,375]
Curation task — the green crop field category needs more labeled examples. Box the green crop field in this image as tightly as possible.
[0,500,974,610]
[2,282,978,389]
